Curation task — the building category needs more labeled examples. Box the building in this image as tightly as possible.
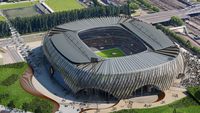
[43,17,184,100]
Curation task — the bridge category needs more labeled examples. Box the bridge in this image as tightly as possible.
[136,4,200,24]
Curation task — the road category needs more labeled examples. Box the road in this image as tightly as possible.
[137,9,188,24]
[137,4,200,24]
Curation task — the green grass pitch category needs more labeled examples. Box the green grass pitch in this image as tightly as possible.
[45,0,84,12]
[96,48,125,58]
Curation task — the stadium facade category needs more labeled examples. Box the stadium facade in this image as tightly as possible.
[43,17,184,99]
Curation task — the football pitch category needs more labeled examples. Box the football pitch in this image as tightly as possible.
[45,0,84,12]
[96,48,125,58]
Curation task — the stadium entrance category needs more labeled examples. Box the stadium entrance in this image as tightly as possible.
[132,85,161,97]
[129,85,165,103]
[75,88,118,103]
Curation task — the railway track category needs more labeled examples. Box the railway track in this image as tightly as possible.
[191,16,200,26]
[186,24,200,36]
[149,0,186,11]
[149,0,200,36]
[149,0,174,11]
[159,0,185,9]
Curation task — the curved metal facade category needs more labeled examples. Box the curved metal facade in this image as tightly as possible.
[43,17,184,99]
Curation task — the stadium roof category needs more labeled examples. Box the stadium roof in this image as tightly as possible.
[47,17,175,65]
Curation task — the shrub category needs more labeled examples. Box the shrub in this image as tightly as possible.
[7,100,15,110]
[131,0,160,12]
[0,93,9,103]
[28,98,53,113]
[187,87,200,103]
[22,102,30,112]
[170,16,184,26]
[1,74,19,86]
[0,62,25,68]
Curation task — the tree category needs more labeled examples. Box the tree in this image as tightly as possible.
[7,100,15,110]
[0,21,10,38]
[170,16,184,26]
[22,102,29,112]
[186,40,192,48]
[152,6,159,12]
[129,2,139,10]
[0,5,131,38]
[9,5,130,35]
[173,108,177,113]
[92,0,101,7]
[34,106,42,113]
[127,1,131,16]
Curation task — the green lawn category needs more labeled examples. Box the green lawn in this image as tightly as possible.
[114,96,200,113]
[0,62,30,108]
[0,16,5,21]
[187,86,200,103]
[0,62,53,112]
[96,48,125,58]
[0,1,38,10]
[45,0,84,12]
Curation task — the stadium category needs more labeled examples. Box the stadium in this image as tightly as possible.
[43,17,184,100]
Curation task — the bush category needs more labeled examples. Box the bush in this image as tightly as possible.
[152,6,160,12]
[170,16,184,26]
[7,100,15,110]
[187,87,200,103]
[24,98,53,113]
[0,62,25,68]
[130,2,139,10]
[131,0,160,12]
[0,93,9,103]
[1,74,19,86]
[22,102,29,112]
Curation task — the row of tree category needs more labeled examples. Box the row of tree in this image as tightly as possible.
[130,0,159,12]
[8,5,130,35]
[0,5,130,38]
[156,24,200,55]
[0,21,10,37]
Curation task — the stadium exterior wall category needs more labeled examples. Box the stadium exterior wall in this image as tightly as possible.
[43,36,184,99]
